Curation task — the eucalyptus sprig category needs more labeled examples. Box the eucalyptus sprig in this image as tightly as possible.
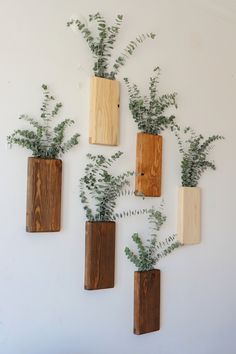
[7,85,80,159]
[125,206,180,271]
[175,127,224,187]
[124,66,178,135]
[80,151,147,221]
[67,13,155,79]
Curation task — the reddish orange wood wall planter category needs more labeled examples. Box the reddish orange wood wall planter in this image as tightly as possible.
[135,133,162,197]
[26,157,62,232]
[134,269,160,335]
[84,221,115,290]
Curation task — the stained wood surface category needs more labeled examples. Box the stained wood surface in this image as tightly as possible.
[177,187,201,245]
[89,76,120,146]
[134,269,160,335]
[84,221,116,290]
[26,157,62,232]
[135,133,162,197]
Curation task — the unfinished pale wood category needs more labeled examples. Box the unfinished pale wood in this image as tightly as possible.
[135,132,162,197]
[89,76,120,146]
[177,187,201,245]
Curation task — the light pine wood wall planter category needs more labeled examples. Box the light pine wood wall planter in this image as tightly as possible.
[89,77,120,146]
[84,221,115,290]
[26,157,62,232]
[134,269,160,335]
[135,132,162,197]
[177,187,201,245]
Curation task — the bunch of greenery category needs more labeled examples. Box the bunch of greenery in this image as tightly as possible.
[80,151,147,221]
[175,127,224,187]
[125,206,180,271]
[7,85,80,159]
[67,12,155,79]
[124,66,178,135]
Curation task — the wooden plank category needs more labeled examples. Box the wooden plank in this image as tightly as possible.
[84,221,116,290]
[177,187,201,245]
[134,269,160,335]
[135,132,162,197]
[89,76,120,146]
[26,157,62,232]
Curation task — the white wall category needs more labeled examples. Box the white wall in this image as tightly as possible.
[0,0,235,353]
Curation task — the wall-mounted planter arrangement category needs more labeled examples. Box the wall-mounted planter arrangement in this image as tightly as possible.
[26,157,62,232]
[124,68,177,198]
[67,13,156,146]
[89,77,120,146]
[177,187,201,245]
[7,84,80,233]
[134,269,160,335]
[175,127,224,245]
[135,132,162,197]
[125,207,180,334]
[84,221,115,290]
[80,152,134,290]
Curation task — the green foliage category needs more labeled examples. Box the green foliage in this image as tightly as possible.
[80,151,146,221]
[125,207,180,271]
[175,127,224,187]
[124,66,178,135]
[7,85,80,159]
[67,13,155,79]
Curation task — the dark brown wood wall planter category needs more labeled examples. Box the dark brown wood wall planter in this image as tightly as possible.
[26,157,62,232]
[134,269,160,335]
[84,221,115,290]
[135,132,162,197]
[89,77,120,146]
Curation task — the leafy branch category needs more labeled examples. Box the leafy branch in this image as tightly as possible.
[67,13,156,79]
[125,206,181,271]
[175,127,224,187]
[80,151,147,221]
[124,66,178,135]
[7,85,80,159]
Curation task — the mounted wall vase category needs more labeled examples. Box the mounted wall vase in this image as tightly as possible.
[177,187,201,245]
[89,77,120,146]
[134,269,161,335]
[26,157,62,232]
[84,221,116,290]
[135,132,162,197]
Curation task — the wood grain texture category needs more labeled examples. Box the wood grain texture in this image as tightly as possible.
[84,221,115,290]
[135,133,162,197]
[26,157,62,232]
[89,76,120,146]
[134,269,160,335]
[177,187,201,245]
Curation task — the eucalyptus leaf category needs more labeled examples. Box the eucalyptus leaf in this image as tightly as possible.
[7,85,80,159]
